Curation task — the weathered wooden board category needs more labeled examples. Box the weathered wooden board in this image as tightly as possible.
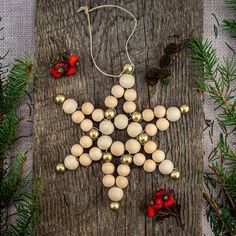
[33,0,203,235]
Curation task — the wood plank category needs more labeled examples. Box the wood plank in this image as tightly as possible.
[33,0,203,235]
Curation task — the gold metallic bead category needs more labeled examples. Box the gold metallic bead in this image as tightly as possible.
[55,163,65,173]
[123,63,134,74]
[109,201,120,211]
[89,128,100,140]
[137,132,149,145]
[180,104,190,114]
[131,111,142,122]
[102,152,113,162]
[55,94,66,104]
[104,108,116,119]
[170,169,181,180]
[120,154,133,165]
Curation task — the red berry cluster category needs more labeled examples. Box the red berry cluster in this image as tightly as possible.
[145,189,182,226]
[50,55,79,78]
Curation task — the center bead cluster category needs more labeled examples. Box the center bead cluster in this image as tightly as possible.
[56,72,188,210]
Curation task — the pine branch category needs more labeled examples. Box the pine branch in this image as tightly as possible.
[225,0,236,11]
[0,58,33,114]
[222,19,236,37]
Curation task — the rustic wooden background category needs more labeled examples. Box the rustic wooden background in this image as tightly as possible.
[33,0,203,235]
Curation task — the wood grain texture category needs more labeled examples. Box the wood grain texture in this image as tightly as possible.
[33,0,203,235]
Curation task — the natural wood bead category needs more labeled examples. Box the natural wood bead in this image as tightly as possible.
[119,74,135,88]
[116,176,128,189]
[143,159,156,172]
[92,109,104,122]
[125,139,141,154]
[156,118,170,131]
[111,85,124,98]
[71,144,83,157]
[117,164,130,176]
[89,147,102,161]
[102,162,115,174]
[145,123,157,136]
[97,135,112,150]
[114,114,129,130]
[79,135,93,148]
[72,110,85,124]
[127,122,142,137]
[158,160,174,175]
[81,102,94,115]
[154,105,166,118]
[133,153,146,166]
[80,119,93,132]
[152,150,165,163]
[144,140,157,154]
[99,120,114,135]
[62,99,78,114]
[105,96,118,108]
[166,107,181,122]
[79,153,92,166]
[123,101,136,113]
[124,88,137,101]
[110,141,125,156]
[142,109,154,122]
[108,187,124,201]
[64,155,79,170]
[102,175,115,188]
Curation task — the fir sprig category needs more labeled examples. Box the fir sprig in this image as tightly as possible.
[189,37,236,236]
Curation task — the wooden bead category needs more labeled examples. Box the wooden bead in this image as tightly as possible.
[79,135,93,149]
[97,135,112,150]
[125,139,141,154]
[64,155,79,170]
[124,89,137,101]
[89,147,102,161]
[105,96,118,108]
[123,101,136,113]
[142,109,154,122]
[108,187,124,201]
[79,153,92,166]
[111,85,124,98]
[62,99,78,114]
[154,105,166,118]
[114,114,129,130]
[102,175,115,187]
[80,119,93,132]
[110,141,125,156]
[92,109,104,122]
[81,102,94,115]
[102,162,115,174]
[158,160,174,175]
[166,107,181,122]
[144,140,157,154]
[99,120,114,135]
[143,159,156,172]
[127,122,142,137]
[72,110,85,124]
[152,150,165,163]
[116,176,128,188]
[133,153,146,166]
[156,118,169,131]
[117,164,130,176]
[119,74,135,88]
[145,123,157,136]
[71,144,83,157]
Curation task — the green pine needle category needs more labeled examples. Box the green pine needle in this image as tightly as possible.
[222,19,236,37]
[0,58,33,114]
[225,0,236,11]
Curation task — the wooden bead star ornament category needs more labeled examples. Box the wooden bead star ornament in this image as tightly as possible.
[55,4,189,210]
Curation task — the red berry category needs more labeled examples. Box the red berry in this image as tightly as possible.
[67,55,79,67]
[66,67,77,76]
[50,62,69,78]
[163,195,175,207]
[147,206,155,217]
[50,67,62,78]
[153,198,163,210]
[155,189,167,198]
